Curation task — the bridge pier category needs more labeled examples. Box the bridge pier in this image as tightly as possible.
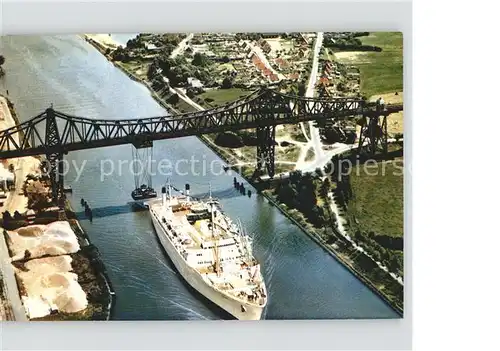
[357,109,388,156]
[46,153,66,212]
[44,107,66,216]
[256,125,276,178]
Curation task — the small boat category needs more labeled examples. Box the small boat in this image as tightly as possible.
[131,184,158,201]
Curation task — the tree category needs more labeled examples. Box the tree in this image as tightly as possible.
[314,167,323,178]
[298,81,306,96]
[277,181,297,206]
[388,255,400,273]
[168,93,180,105]
[0,55,4,77]
[192,52,208,67]
[354,230,363,243]
[186,87,196,98]
[320,178,331,199]
[221,77,233,89]
[222,56,230,63]
[3,211,12,222]
[309,205,326,226]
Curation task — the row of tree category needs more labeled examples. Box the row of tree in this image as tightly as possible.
[275,170,332,228]
[354,229,403,275]
[325,152,404,276]
[146,53,215,88]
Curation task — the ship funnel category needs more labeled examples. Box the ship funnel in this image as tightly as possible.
[161,186,167,207]
[185,183,190,201]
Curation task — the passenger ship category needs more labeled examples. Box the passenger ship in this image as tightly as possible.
[147,183,267,320]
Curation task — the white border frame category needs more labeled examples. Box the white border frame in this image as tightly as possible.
[0,1,412,350]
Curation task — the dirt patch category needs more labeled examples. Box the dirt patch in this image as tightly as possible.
[334,51,370,63]
[369,92,403,105]
[370,92,403,136]
[84,34,121,49]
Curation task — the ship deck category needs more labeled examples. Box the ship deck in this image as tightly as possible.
[150,199,235,250]
[148,198,267,308]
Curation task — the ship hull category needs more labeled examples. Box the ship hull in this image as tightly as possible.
[150,210,264,320]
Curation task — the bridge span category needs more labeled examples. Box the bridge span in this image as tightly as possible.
[0,88,402,203]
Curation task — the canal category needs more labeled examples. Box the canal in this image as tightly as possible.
[0,35,398,320]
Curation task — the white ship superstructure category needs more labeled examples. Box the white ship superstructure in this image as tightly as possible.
[148,183,267,320]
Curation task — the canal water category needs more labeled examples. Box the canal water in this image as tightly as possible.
[0,35,398,320]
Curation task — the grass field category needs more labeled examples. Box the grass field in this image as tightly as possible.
[277,144,301,162]
[334,32,403,97]
[346,157,404,238]
[305,147,315,162]
[198,88,252,107]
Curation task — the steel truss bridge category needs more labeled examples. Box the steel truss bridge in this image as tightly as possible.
[0,88,402,204]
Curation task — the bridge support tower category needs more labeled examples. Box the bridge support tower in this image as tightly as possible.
[256,125,276,178]
[45,107,66,216]
[357,107,388,156]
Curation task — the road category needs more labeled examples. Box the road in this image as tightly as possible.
[305,32,324,158]
[295,32,325,170]
[166,33,208,113]
[170,33,194,59]
[0,96,33,321]
[0,228,28,321]
[245,40,286,81]
[300,143,357,173]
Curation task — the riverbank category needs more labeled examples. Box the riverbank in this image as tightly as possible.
[82,34,403,316]
[261,190,403,316]
[63,201,116,321]
[1,95,34,321]
[0,94,114,321]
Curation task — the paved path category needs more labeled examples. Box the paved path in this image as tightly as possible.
[170,33,194,59]
[296,32,324,169]
[305,32,325,159]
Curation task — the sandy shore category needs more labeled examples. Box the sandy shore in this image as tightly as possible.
[83,34,123,50]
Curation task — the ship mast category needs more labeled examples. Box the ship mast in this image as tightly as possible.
[238,219,251,264]
[167,178,172,200]
[209,184,220,276]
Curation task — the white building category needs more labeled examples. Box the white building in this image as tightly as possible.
[187,77,204,89]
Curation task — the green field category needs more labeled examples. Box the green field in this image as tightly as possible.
[360,32,403,97]
[338,32,403,97]
[198,88,252,107]
[346,157,404,238]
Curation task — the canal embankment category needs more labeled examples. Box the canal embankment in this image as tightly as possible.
[0,94,114,321]
[65,201,116,320]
